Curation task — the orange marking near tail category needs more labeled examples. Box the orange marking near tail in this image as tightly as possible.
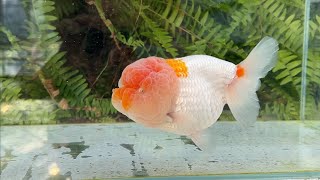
[165,59,188,77]
[236,65,245,77]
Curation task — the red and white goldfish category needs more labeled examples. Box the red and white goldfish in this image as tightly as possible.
[112,37,279,150]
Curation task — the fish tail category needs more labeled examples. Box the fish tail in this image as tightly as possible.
[226,37,279,126]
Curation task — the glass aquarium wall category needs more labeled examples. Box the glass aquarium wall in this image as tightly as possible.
[304,0,320,120]
[1,0,320,179]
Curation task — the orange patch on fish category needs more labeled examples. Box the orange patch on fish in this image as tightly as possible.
[112,87,135,110]
[113,87,124,100]
[121,88,135,110]
[165,59,188,78]
[236,65,245,77]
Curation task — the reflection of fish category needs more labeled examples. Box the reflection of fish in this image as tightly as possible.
[112,37,278,150]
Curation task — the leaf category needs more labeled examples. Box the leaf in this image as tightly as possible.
[168,0,180,23]
[276,69,290,80]
[290,67,301,76]
[285,14,295,24]
[287,61,301,69]
[316,15,320,25]
[194,6,201,21]
[274,4,284,18]
[33,0,55,8]
[280,76,292,85]
[38,15,58,22]
[37,5,55,14]
[281,55,297,64]
[162,0,173,19]
[200,12,209,25]
[74,83,88,96]
[79,89,91,99]
[174,4,186,27]
[39,24,56,31]
[68,75,84,86]
[273,62,286,72]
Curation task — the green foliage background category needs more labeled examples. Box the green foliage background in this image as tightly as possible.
[0,0,319,124]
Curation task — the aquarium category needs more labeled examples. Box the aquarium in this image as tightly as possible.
[1,0,320,179]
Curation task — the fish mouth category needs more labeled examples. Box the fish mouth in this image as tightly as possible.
[112,87,135,111]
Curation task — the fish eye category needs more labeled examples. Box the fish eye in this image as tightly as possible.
[138,88,144,93]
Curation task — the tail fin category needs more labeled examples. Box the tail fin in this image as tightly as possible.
[226,37,279,126]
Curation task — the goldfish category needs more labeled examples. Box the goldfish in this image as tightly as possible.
[112,37,279,150]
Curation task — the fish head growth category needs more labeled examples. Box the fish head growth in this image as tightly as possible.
[112,56,179,126]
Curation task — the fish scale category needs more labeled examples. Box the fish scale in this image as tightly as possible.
[168,55,236,134]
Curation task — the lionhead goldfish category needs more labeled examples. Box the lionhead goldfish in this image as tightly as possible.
[112,37,279,150]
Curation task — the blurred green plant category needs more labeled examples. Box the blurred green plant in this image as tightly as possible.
[0,0,117,125]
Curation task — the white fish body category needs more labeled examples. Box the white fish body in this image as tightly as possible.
[159,55,236,136]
